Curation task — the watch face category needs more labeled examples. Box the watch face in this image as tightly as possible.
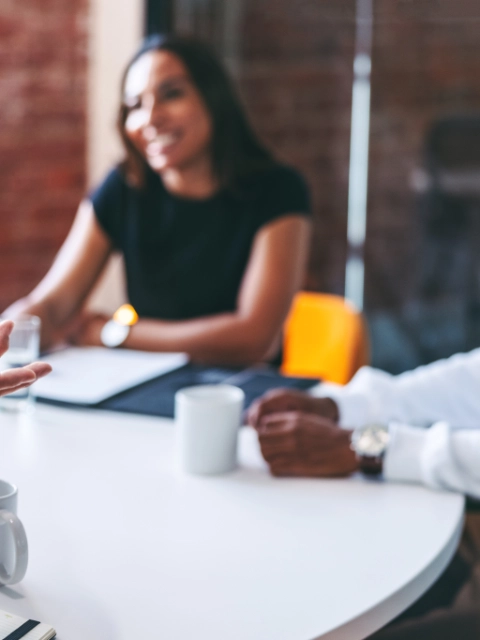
[352,424,389,457]
[101,320,130,348]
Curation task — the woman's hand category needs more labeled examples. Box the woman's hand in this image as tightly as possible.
[255,411,357,478]
[66,313,109,347]
[0,320,51,396]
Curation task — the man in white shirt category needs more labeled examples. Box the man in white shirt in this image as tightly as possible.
[0,320,51,396]
[248,349,480,639]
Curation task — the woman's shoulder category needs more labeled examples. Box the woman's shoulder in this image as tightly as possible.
[243,162,306,188]
[264,162,307,182]
[88,166,134,245]
[242,163,312,220]
[88,166,131,213]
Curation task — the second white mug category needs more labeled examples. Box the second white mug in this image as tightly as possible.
[175,384,245,475]
[0,479,28,585]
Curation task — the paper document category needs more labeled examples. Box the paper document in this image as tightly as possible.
[33,347,188,405]
[0,609,55,640]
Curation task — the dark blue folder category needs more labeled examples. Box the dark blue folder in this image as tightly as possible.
[96,363,318,418]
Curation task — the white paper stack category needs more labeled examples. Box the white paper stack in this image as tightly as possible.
[33,346,188,405]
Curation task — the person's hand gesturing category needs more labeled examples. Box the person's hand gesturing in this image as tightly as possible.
[0,320,51,397]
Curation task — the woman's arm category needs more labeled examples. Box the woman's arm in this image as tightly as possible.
[78,215,311,365]
[3,200,113,349]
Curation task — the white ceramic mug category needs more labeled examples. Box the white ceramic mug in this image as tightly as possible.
[0,480,28,585]
[175,385,245,475]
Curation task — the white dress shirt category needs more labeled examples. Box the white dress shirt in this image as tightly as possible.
[312,349,480,498]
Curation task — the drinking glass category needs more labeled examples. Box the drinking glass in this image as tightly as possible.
[0,316,41,412]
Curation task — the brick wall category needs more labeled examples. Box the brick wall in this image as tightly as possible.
[0,0,88,311]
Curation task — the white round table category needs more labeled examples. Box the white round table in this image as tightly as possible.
[0,405,464,640]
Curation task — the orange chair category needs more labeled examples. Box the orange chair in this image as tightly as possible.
[281,292,369,385]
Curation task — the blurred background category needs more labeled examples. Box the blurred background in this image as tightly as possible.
[1,0,480,373]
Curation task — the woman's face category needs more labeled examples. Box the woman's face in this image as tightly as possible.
[123,50,213,174]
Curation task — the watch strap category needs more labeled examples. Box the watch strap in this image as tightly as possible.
[357,454,384,476]
[100,320,131,348]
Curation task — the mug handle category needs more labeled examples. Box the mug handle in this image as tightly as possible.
[0,509,28,585]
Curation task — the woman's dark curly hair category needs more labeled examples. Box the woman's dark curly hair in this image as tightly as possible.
[118,34,275,190]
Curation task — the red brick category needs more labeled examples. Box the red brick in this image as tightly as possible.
[0,0,87,311]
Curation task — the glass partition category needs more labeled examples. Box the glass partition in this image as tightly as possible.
[367,1,480,371]
[171,0,480,372]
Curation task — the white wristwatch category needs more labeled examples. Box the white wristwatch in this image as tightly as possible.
[351,424,390,476]
[100,304,138,348]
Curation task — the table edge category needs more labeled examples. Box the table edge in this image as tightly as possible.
[314,495,465,640]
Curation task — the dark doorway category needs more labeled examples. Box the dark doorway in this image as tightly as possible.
[145,0,174,35]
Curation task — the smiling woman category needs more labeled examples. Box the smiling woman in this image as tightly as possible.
[4,35,312,366]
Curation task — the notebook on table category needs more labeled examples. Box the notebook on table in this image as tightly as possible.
[34,347,319,418]
[33,347,189,405]
[0,609,55,640]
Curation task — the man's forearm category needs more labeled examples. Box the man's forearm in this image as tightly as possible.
[313,349,480,430]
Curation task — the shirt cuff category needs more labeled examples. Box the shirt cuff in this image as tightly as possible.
[384,423,428,484]
[310,382,377,429]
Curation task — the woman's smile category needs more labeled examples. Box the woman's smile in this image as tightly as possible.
[123,50,213,176]
[145,131,181,159]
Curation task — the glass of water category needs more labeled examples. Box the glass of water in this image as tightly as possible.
[0,315,41,413]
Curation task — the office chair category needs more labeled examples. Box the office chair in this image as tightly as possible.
[281,292,369,384]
